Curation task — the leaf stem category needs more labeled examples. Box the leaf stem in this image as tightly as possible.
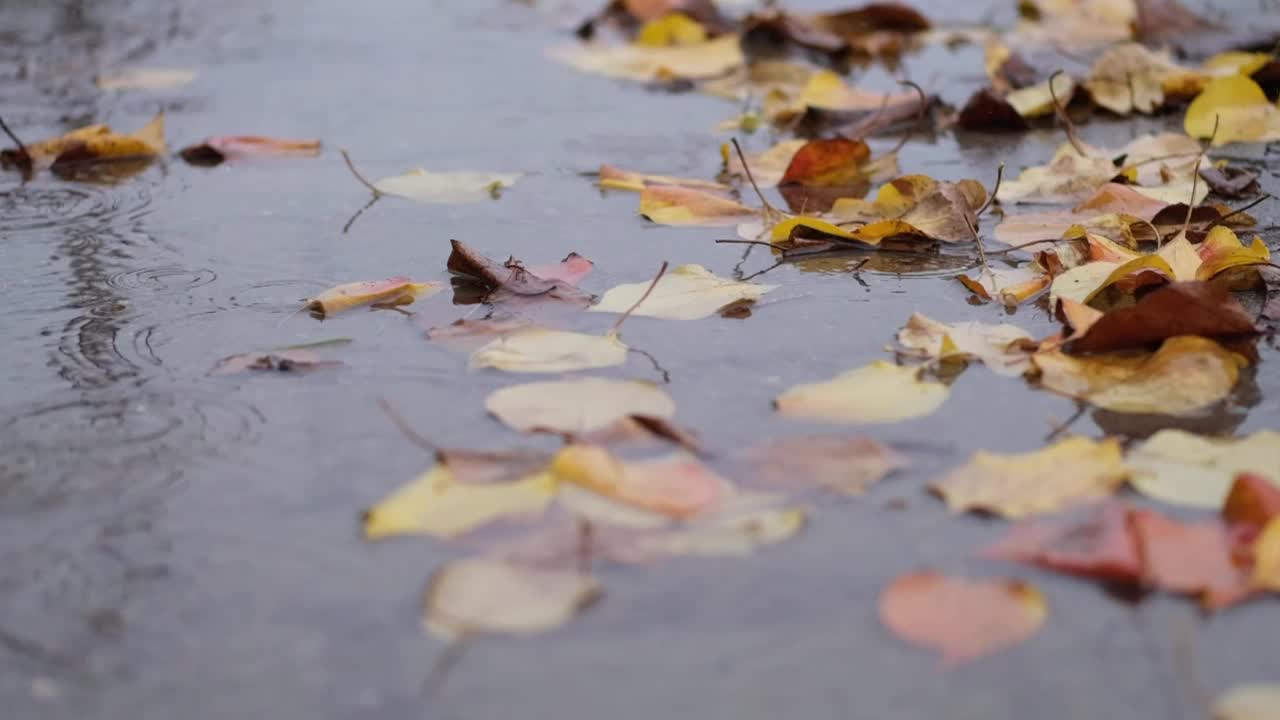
[611,260,668,333]
[340,148,383,197]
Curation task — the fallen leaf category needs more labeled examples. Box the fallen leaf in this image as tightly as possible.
[879,572,1047,666]
[96,68,195,91]
[895,312,1033,376]
[620,502,806,559]
[305,278,440,317]
[362,464,556,540]
[211,348,343,374]
[485,377,675,435]
[1127,430,1280,509]
[1223,472,1280,528]
[775,361,949,424]
[598,163,728,192]
[1213,685,1280,720]
[469,328,629,373]
[589,264,776,320]
[931,437,1130,518]
[1130,509,1253,608]
[1197,226,1272,280]
[638,185,757,225]
[424,559,600,640]
[447,240,592,306]
[1253,519,1280,592]
[1200,165,1260,198]
[1006,73,1077,119]
[1064,282,1259,354]
[1084,43,1203,115]
[998,134,1207,205]
[435,448,554,485]
[550,445,725,519]
[957,88,1031,131]
[986,503,1144,582]
[957,266,1052,307]
[1032,336,1247,415]
[178,136,321,166]
[1185,75,1280,146]
[635,12,708,46]
[1,112,166,173]
[830,174,989,243]
[425,316,532,347]
[736,435,907,495]
[721,137,808,187]
[548,34,743,83]
[779,136,871,186]
[373,168,521,204]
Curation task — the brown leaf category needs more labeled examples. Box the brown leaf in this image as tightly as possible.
[957,88,1029,132]
[1200,166,1260,198]
[736,435,907,495]
[1223,473,1280,529]
[446,240,593,306]
[178,136,321,166]
[1063,282,1259,355]
[879,572,1047,666]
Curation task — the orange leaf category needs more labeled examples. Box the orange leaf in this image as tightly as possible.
[879,572,1047,666]
[779,137,871,186]
[1222,472,1280,528]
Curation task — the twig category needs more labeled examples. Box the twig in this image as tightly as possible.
[715,238,790,252]
[611,260,668,333]
[1204,192,1272,232]
[0,115,29,157]
[1179,116,1217,243]
[1044,403,1086,442]
[340,149,383,197]
[976,163,1005,217]
[731,138,782,225]
[375,396,437,454]
[342,195,379,234]
[985,239,1061,256]
[421,637,469,702]
[887,80,928,155]
[740,260,785,281]
[629,345,671,383]
[1048,70,1088,157]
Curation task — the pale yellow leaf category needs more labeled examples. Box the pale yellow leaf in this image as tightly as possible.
[363,465,555,540]
[486,377,674,434]
[424,559,600,640]
[374,168,521,204]
[469,328,628,373]
[590,264,776,320]
[775,361,949,424]
[1127,430,1280,509]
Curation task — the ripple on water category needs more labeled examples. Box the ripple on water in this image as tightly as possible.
[0,391,265,515]
[0,181,153,234]
[105,266,217,293]
[226,278,328,314]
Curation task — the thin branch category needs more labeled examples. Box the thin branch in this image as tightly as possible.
[1205,192,1272,231]
[629,345,671,383]
[1048,70,1088,157]
[731,137,781,224]
[976,163,1005,217]
[611,260,668,333]
[887,80,927,155]
[985,239,1060,256]
[740,260,785,282]
[342,195,380,234]
[340,149,383,197]
[375,396,437,454]
[715,238,790,252]
[0,115,29,157]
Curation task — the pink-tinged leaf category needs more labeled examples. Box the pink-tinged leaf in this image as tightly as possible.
[180,136,321,165]
[1129,510,1256,609]
[985,503,1144,582]
[526,252,595,286]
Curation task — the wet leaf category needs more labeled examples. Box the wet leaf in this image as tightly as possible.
[621,501,806,559]
[305,278,440,317]
[721,138,808,187]
[1064,281,1259,355]
[1084,43,1203,116]
[1185,75,1280,146]
[775,361,948,424]
[1223,472,1280,528]
[424,559,600,640]
[362,464,556,540]
[1200,165,1260,198]
[635,12,708,46]
[178,136,321,166]
[986,503,1144,582]
[1127,430,1280,509]
[469,328,629,373]
[598,163,727,192]
[638,185,757,225]
[1253,520,1280,592]
[895,313,1033,376]
[957,266,1052,307]
[1197,226,1272,280]
[831,174,988,244]
[548,34,743,83]
[373,168,521,204]
[736,435,907,495]
[1032,336,1247,415]
[1130,509,1253,608]
[2,111,166,172]
[425,316,532,347]
[998,134,1206,205]
[447,240,593,306]
[879,572,1047,666]
[96,68,195,91]
[931,437,1130,518]
[485,377,675,435]
[590,264,776,320]
[435,448,555,486]
[779,136,871,186]
[211,348,343,374]
[550,445,725,519]
[1213,685,1280,720]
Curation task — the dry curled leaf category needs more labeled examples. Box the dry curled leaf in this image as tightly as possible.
[1063,281,1259,355]
[447,240,593,306]
[895,313,1033,376]
[879,572,1047,666]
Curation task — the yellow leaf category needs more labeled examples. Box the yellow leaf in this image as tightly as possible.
[775,361,949,424]
[10,111,167,170]
[632,505,806,557]
[548,34,743,83]
[1085,43,1203,116]
[721,138,807,187]
[550,445,726,519]
[1253,520,1280,592]
[1202,51,1271,78]
[363,464,555,540]
[424,559,600,640]
[1127,430,1280,509]
[469,328,629,373]
[1197,225,1271,280]
[1184,75,1280,145]
[635,12,707,47]
[931,437,1129,518]
[1032,336,1247,415]
[486,377,674,435]
[96,68,195,91]
[1213,684,1280,720]
[800,70,918,112]
[1006,74,1075,118]
[305,278,440,316]
[589,264,776,320]
[638,185,756,226]
[895,312,1033,376]
[598,164,727,192]
[373,168,521,204]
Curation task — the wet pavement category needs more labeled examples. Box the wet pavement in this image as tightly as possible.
[1,1,1278,719]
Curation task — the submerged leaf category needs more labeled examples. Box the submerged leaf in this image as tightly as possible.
[1127,430,1280,509]
[486,377,675,435]
[424,559,600,640]
[469,328,629,373]
[931,438,1130,518]
[550,445,725,519]
[737,435,907,495]
[374,168,521,203]
[590,264,776,320]
[775,361,948,424]
[879,572,1047,666]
